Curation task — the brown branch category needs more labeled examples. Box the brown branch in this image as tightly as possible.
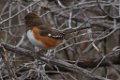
[67,54,120,68]
[1,43,108,80]
[2,43,34,58]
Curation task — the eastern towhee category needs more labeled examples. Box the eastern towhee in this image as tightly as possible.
[24,12,65,48]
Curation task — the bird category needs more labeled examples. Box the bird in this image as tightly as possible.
[24,12,65,49]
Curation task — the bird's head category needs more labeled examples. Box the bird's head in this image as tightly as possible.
[24,12,43,28]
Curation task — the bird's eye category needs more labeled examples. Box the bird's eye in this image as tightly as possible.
[48,33,52,37]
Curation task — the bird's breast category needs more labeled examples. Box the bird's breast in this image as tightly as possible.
[27,30,44,47]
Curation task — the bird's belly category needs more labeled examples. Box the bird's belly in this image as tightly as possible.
[27,30,44,47]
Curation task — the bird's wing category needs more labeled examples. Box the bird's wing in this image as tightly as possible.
[39,28,64,40]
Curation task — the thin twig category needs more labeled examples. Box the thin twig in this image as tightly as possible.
[0,0,41,25]
[0,45,18,80]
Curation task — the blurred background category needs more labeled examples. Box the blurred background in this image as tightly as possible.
[0,0,120,80]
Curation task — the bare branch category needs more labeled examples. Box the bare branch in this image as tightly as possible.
[0,43,110,80]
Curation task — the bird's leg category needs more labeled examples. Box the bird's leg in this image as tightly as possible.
[45,47,58,61]
[45,40,65,59]
[34,47,44,59]
[34,46,48,59]
[33,46,39,60]
[34,46,41,52]
[45,49,53,57]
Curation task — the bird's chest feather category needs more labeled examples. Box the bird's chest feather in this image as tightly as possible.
[27,30,44,47]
